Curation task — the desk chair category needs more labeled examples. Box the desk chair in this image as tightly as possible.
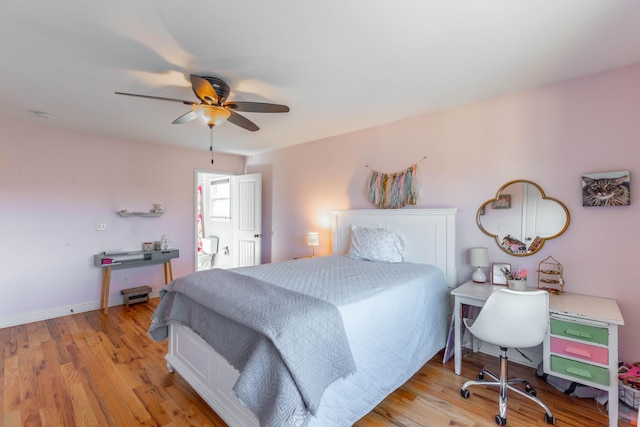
[460,288,555,425]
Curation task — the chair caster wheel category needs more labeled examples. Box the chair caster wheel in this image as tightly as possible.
[460,389,470,398]
[495,415,506,425]
[544,413,555,424]
[478,372,484,380]
[525,384,537,397]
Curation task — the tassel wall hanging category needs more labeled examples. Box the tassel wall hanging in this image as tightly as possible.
[366,158,424,209]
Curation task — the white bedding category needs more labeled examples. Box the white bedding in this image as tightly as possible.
[158,209,456,427]
[232,255,450,426]
[150,265,357,425]
[233,254,445,305]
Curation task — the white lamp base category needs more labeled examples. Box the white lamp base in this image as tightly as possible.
[472,267,487,283]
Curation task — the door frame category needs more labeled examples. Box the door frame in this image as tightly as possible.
[194,168,230,271]
[194,169,262,271]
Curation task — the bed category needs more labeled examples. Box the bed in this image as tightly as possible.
[149,208,457,427]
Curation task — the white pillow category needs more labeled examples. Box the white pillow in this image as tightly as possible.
[347,226,405,263]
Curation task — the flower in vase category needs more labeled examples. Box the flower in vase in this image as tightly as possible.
[501,267,528,281]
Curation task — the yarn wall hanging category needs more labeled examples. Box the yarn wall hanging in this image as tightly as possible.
[366,157,424,209]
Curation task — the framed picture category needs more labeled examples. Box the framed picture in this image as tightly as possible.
[492,194,511,209]
[491,263,511,285]
[582,170,630,207]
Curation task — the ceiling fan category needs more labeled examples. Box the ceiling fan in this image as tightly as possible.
[115,74,289,131]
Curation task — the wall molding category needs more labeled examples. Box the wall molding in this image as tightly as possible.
[0,292,160,329]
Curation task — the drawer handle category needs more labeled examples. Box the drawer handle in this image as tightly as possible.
[565,329,593,339]
[564,346,592,359]
[565,366,593,379]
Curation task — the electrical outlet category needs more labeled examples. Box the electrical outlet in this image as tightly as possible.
[96,222,107,231]
[123,276,128,284]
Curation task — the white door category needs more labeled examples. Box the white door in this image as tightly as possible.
[231,173,262,267]
[523,183,566,241]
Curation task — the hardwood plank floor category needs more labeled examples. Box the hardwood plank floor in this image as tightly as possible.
[1,298,633,426]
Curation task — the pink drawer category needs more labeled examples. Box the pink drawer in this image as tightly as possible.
[550,337,608,364]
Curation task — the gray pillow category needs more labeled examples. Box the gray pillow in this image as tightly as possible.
[347,226,405,263]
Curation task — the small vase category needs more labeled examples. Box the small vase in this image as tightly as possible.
[161,235,170,250]
[508,279,527,291]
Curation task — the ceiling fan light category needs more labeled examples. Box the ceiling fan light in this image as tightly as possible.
[192,105,231,127]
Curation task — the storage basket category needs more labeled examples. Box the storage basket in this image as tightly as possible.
[619,381,640,409]
[618,362,640,409]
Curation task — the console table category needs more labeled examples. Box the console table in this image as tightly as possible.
[451,281,624,427]
[94,249,179,313]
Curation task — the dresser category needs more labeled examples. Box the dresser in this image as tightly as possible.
[543,292,624,427]
[451,282,624,427]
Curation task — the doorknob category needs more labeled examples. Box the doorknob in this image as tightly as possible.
[254,234,263,238]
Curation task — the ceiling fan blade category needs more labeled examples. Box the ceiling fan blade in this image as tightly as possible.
[190,75,218,105]
[227,111,259,132]
[224,101,290,113]
[114,92,194,105]
[172,110,197,124]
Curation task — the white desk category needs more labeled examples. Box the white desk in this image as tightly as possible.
[451,281,624,427]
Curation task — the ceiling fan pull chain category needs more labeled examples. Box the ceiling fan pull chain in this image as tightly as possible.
[209,125,215,164]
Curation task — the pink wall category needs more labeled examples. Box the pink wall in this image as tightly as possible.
[1,64,638,361]
[0,119,245,325]
[247,64,640,361]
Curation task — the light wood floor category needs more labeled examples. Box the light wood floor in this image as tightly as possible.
[1,298,632,427]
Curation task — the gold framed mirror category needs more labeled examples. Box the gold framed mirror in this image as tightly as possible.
[477,180,570,256]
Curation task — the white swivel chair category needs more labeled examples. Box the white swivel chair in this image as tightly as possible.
[460,288,555,426]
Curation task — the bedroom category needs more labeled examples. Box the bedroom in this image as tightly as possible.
[1,1,640,425]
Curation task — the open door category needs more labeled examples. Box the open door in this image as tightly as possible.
[231,173,262,267]
[195,171,262,270]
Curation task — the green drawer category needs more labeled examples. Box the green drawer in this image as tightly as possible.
[550,319,608,345]
[550,356,610,386]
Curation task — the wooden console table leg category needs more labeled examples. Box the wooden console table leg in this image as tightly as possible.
[163,262,168,284]
[163,259,174,284]
[101,266,112,314]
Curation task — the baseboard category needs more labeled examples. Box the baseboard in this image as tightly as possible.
[0,291,160,329]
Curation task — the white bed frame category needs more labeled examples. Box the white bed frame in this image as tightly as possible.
[165,208,457,427]
[331,208,457,287]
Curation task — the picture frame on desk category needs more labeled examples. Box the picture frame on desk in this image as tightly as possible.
[491,263,510,285]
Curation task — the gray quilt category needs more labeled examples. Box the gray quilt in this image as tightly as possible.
[148,268,356,427]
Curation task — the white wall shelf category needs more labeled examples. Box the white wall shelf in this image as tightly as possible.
[117,211,163,217]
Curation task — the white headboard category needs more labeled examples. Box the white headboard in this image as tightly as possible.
[331,209,457,287]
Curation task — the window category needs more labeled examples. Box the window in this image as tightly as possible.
[209,178,230,220]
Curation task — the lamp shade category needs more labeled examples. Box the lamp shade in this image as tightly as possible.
[470,247,489,283]
[192,104,231,127]
[470,247,489,267]
[307,232,319,246]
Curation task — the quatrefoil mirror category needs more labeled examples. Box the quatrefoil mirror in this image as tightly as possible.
[477,180,570,256]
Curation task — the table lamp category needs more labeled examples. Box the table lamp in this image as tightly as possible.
[307,232,319,257]
[470,247,489,283]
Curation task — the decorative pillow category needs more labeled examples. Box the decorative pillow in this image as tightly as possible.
[347,226,405,263]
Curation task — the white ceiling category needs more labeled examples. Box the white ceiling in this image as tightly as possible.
[2,1,640,156]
